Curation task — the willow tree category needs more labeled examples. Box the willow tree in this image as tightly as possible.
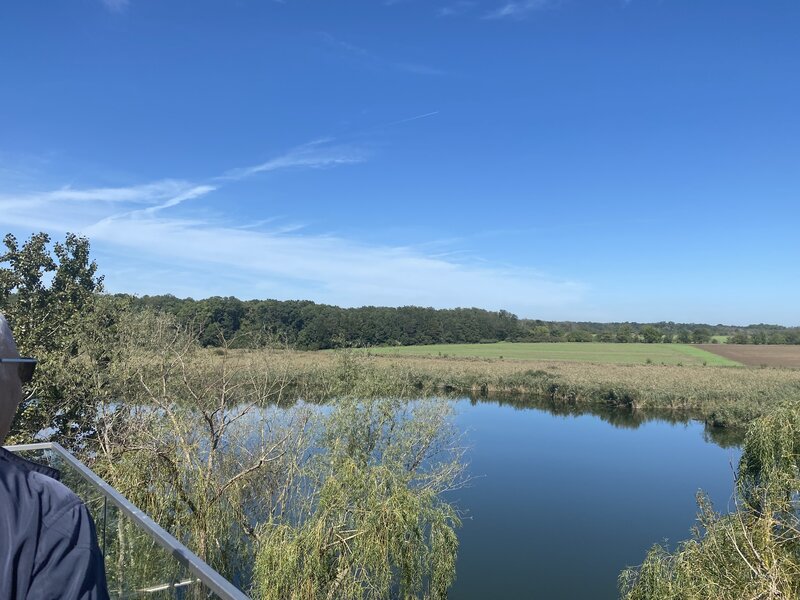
[94,314,465,598]
[254,397,464,600]
[91,310,314,591]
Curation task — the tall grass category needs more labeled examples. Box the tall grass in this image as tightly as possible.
[226,349,800,429]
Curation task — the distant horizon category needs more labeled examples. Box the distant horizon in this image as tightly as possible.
[119,291,800,329]
[2,1,798,325]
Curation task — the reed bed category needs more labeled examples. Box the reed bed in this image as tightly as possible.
[223,349,800,428]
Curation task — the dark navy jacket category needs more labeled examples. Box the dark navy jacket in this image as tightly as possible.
[0,447,109,600]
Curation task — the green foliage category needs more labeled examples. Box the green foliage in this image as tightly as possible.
[122,293,800,351]
[616,324,633,343]
[127,296,524,350]
[620,405,800,599]
[729,331,750,344]
[0,232,113,445]
[254,397,463,600]
[596,330,615,343]
[598,385,638,408]
[640,326,663,344]
[565,329,593,342]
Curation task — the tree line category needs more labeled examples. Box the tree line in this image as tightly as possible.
[2,231,798,354]
[121,294,800,349]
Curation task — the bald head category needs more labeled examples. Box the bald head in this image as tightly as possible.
[0,314,22,442]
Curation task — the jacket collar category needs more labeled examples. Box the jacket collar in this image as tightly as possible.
[0,446,61,481]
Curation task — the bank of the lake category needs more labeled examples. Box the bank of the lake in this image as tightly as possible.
[232,349,800,429]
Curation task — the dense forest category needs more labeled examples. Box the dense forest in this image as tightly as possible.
[122,294,800,349]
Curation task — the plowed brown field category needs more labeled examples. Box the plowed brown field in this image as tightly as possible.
[697,344,800,368]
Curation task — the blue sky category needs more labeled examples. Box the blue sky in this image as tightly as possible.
[1,0,798,324]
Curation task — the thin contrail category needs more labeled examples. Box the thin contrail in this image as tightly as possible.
[387,111,440,126]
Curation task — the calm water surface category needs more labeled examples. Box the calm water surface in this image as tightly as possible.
[448,398,741,599]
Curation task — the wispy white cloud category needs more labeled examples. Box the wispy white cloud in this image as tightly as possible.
[1,205,583,314]
[1,138,355,221]
[136,185,217,215]
[0,179,217,236]
[0,193,583,315]
[0,140,361,221]
[485,0,551,19]
[384,111,440,127]
[81,210,584,313]
[0,180,210,219]
[20,180,204,204]
[0,144,584,315]
[320,33,445,77]
[101,0,129,12]
[222,139,368,180]
[438,1,478,17]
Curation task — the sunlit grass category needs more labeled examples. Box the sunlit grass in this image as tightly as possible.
[364,342,740,366]
[223,347,800,428]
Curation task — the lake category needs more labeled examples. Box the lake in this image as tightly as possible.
[447,397,741,599]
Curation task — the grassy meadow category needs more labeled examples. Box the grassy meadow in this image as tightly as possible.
[365,342,741,366]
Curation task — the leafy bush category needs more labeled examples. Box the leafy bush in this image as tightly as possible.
[254,397,463,599]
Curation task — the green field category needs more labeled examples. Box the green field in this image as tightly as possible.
[366,342,741,366]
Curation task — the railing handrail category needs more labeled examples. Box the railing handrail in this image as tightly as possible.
[4,442,250,600]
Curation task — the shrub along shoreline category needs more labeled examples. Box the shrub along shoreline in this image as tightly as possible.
[620,404,800,599]
[232,350,800,430]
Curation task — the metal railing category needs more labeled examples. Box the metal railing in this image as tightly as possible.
[5,442,249,600]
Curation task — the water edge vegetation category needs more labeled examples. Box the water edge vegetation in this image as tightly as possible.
[262,350,800,430]
[620,404,800,599]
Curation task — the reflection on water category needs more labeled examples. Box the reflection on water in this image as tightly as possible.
[467,392,746,448]
[447,395,741,600]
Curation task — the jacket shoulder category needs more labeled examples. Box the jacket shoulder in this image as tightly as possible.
[0,448,110,599]
[0,447,82,521]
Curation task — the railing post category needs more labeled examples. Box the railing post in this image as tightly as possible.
[101,496,108,556]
